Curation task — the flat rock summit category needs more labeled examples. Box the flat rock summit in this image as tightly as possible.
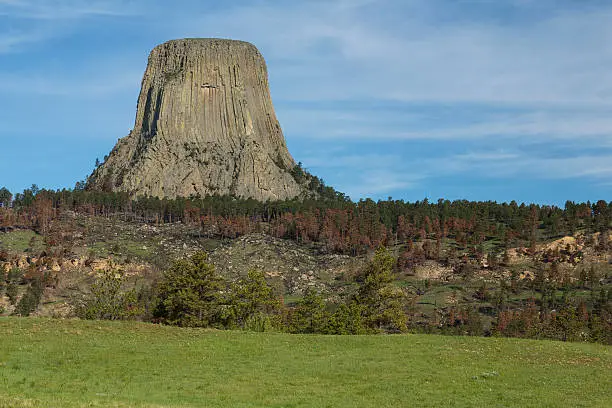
[88,38,307,201]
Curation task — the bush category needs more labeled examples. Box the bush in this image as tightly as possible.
[7,267,24,284]
[6,282,19,305]
[243,313,279,333]
[226,270,282,331]
[328,301,366,335]
[288,289,330,334]
[14,279,44,316]
[74,269,140,320]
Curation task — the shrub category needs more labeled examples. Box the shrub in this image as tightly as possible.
[75,269,140,320]
[7,267,24,284]
[226,270,282,331]
[6,282,18,305]
[288,288,330,334]
[14,278,44,316]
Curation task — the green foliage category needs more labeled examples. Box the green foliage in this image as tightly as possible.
[492,294,612,344]
[3,267,22,306]
[356,247,407,332]
[226,269,282,331]
[0,186,12,207]
[14,278,44,317]
[155,252,225,327]
[289,288,330,334]
[7,267,24,283]
[4,182,612,260]
[134,283,158,322]
[242,312,278,333]
[75,268,140,320]
[149,249,407,335]
[5,282,18,305]
[440,306,485,336]
[287,292,368,335]
[289,163,347,201]
[290,162,306,184]
[328,301,367,335]
[2,182,610,344]
[0,230,43,253]
[360,247,396,292]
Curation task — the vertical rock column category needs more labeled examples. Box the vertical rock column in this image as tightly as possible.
[88,38,305,201]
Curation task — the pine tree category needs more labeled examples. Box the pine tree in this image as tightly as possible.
[155,252,225,327]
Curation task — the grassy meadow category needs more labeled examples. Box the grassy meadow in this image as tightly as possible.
[0,318,610,407]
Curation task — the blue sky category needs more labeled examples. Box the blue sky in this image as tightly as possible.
[1,0,611,205]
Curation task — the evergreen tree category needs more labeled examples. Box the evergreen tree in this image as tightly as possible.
[356,247,407,332]
[155,252,225,327]
[289,289,330,334]
[0,187,12,207]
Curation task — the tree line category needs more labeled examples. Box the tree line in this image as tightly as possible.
[2,185,611,258]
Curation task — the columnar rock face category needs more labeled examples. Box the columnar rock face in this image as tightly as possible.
[88,38,306,201]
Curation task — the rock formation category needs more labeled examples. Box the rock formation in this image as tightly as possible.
[88,38,306,201]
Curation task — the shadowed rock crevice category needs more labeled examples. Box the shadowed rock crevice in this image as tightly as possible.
[88,38,307,201]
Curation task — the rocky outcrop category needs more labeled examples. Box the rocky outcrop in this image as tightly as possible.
[88,38,307,201]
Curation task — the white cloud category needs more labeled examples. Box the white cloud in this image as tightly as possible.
[300,145,612,200]
[425,151,612,181]
[0,0,138,19]
[298,149,424,198]
[166,0,612,106]
[0,1,140,54]
[6,0,612,109]
[278,104,612,143]
[301,153,404,169]
[0,50,143,97]
[4,0,612,104]
[342,169,420,198]
[0,30,44,52]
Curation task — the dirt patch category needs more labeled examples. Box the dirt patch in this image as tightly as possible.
[542,236,581,253]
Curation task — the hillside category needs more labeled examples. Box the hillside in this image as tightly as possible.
[0,318,610,407]
[0,191,610,342]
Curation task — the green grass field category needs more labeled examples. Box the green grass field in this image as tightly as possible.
[0,318,610,407]
[0,230,44,254]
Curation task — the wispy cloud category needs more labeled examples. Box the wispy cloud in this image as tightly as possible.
[0,67,141,97]
[169,0,612,106]
[302,151,424,199]
[0,0,138,20]
[0,1,139,55]
[6,0,612,109]
[0,30,46,52]
[279,104,612,144]
[302,145,612,200]
[342,170,421,198]
[420,150,612,183]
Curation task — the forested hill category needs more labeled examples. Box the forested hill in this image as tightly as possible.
[0,185,611,343]
[1,185,610,256]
